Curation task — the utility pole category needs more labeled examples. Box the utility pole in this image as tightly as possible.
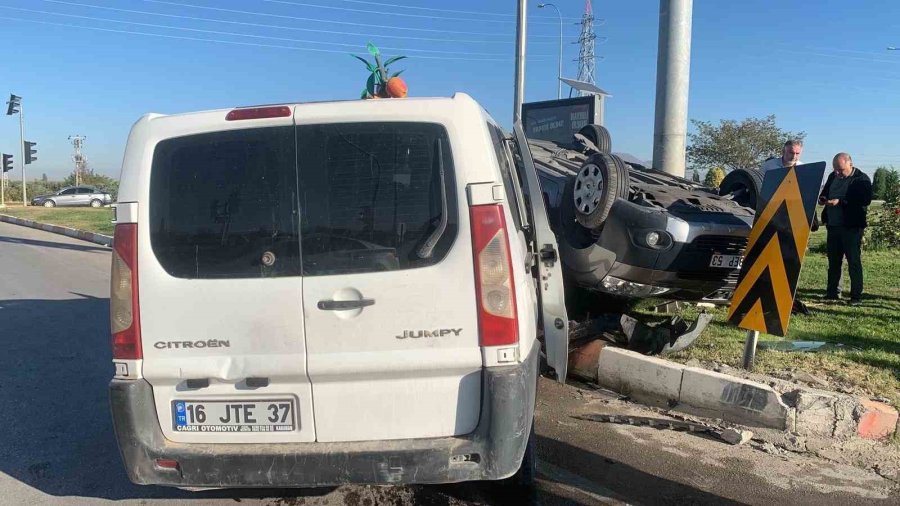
[69,135,87,186]
[538,3,563,99]
[652,0,693,177]
[513,0,527,124]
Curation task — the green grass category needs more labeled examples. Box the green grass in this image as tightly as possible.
[651,228,900,409]
[0,206,114,236]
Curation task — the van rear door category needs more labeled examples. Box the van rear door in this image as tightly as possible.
[140,117,316,443]
[296,121,482,443]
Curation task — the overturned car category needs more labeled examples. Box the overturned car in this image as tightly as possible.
[527,126,754,303]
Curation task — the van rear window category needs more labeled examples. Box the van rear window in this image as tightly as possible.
[149,126,301,279]
[296,122,457,276]
[149,123,456,279]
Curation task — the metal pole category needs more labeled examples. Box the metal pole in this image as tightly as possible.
[651,0,693,177]
[18,103,27,206]
[742,330,759,370]
[513,0,527,124]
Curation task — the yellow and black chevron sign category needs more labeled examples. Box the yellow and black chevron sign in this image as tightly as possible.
[727,162,826,336]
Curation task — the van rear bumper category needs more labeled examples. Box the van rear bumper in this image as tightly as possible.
[109,345,538,488]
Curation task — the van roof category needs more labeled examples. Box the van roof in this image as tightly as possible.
[140,93,478,121]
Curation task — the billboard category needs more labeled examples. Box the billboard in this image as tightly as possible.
[521,96,602,144]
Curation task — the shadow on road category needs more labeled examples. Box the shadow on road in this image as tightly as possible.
[0,235,109,253]
[535,434,741,506]
[0,295,338,502]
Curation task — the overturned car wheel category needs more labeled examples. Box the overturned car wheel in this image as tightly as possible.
[576,124,612,153]
[566,152,630,230]
[719,168,764,210]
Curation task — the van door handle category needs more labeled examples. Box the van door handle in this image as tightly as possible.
[317,299,375,311]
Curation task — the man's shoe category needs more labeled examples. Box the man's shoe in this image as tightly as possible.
[824,295,840,302]
[849,299,862,306]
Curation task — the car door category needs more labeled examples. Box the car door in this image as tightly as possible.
[512,123,569,383]
[74,187,93,206]
[56,188,77,206]
[296,119,482,443]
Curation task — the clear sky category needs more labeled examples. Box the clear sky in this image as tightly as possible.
[1,0,899,180]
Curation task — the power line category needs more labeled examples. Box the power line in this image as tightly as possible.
[3,5,546,57]
[137,0,565,38]
[4,15,532,61]
[260,0,563,25]
[40,0,564,45]
[334,0,582,20]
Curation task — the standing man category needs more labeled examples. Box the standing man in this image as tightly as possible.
[762,139,803,173]
[819,153,873,305]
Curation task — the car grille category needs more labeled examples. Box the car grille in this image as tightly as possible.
[687,235,749,255]
[675,235,748,283]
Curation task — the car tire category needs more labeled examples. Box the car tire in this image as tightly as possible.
[576,124,612,153]
[43,200,56,208]
[90,199,103,208]
[719,168,764,210]
[567,152,629,230]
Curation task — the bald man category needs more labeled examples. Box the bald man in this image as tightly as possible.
[818,153,873,305]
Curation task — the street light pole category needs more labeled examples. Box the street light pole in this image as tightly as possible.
[514,0,527,124]
[538,3,563,99]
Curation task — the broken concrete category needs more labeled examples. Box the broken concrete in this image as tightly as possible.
[595,347,684,407]
[720,428,753,445]
[679,366,794,430]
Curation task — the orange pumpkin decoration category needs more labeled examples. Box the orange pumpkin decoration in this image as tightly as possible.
[386,77,408,98]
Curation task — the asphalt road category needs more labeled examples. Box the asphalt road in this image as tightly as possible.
[0,220,897,506]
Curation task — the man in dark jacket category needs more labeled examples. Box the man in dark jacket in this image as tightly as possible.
[819,153,873,305]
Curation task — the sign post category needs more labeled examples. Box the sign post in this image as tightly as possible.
[726,162,826,369]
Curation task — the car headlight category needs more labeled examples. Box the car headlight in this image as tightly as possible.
[600,276,671,297]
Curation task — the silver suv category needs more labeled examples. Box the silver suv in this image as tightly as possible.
[31,186,113,207]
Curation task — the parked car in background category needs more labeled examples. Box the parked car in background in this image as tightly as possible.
[31,186,113,207]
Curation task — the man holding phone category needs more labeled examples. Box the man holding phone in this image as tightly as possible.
[818,153,873,305]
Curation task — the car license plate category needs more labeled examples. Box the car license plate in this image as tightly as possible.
[709,254,743,269]
[172,399,296,433]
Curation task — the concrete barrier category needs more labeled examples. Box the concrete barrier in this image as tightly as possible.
[596,347,684,408]
[679,367,793,430]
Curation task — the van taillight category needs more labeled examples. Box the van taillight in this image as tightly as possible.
[470,205,518,347]
[111,223,142,359]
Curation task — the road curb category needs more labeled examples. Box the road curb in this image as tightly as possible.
[0,213,112,247]
[573,345,898,440]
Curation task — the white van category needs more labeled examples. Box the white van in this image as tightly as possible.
[108,94,569,493]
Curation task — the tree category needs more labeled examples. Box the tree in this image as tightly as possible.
[692,169,701,182]
[41,173,48,182]
[872,167,890,200]
[704,167,726,189]
[883,168,900,206]
[687,115,805,173]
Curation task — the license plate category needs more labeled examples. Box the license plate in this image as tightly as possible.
[709,254,743,269]
[172,399,296,433]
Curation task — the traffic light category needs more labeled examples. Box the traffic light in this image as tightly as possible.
[24,141,36,165]
[6,94,20,116]
[2,154,12,172]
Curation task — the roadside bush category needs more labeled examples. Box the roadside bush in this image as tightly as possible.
[703,167,726,188]
[865,185,900,250]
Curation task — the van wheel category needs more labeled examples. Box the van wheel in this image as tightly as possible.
[576,124,612,153]
[90,199,103,208]
[719,168,764,210]
[567,152,629,230]
[499,420,536,502]
[43,200,56,208]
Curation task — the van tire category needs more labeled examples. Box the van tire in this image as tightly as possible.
[719,168,764,210]
[567,152,628,230]
[576,124,612,153]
